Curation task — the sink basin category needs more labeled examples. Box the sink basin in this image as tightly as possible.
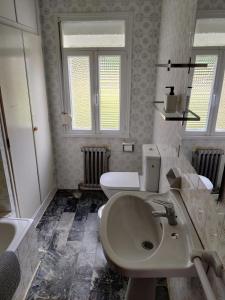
[105,194,162,262]
[100,190,202,278]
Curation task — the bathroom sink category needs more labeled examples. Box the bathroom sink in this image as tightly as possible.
[104,194,162,262]
[100,190,202,278]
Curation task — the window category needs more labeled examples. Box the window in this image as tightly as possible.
[186,52,218,132]
[185,18,225,136]
[194,18,225,47]
[60,15,132,136]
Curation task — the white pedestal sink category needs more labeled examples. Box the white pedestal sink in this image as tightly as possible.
[100,190,202,300]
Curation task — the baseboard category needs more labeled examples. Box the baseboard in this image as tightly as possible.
[32,186,57,227]
[22,261,41,300]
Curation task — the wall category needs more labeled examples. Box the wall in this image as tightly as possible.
[182,139,225,162]
[152,0,198,192]
[152,0,197,150]
[153,1,225,299]
[38,0,162,189]
[198,0,225,10]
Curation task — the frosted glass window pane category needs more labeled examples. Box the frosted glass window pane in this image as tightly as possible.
[194,18,225,47]
[98,56,121,131]
[186,55,217,131]
[68,56,92,130]
[62,20,125,48]
[216,72,225,131]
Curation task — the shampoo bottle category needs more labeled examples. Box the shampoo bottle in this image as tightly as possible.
[164,86,178,113]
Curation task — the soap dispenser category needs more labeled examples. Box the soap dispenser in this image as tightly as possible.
[164,86,178,113]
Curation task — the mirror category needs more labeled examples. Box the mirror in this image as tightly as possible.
[181,15,225,198]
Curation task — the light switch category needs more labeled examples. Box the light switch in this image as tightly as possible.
[123,143,134,152]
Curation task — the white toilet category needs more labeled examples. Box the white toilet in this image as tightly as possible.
[99,144,161,218]
[199,175,213,192]
[99,144,213,218]
[100,144,161,199]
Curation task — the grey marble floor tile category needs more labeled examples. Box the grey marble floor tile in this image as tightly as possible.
[69,278,91,300]
[71,217,88,232]
[85,213,99,232]
[75,251,96,281]
[49,212,75,252]
[26,242,80,300]
[26,190,170,300]
[68,228,84,242]
[94,243,107,269]
[41,201,65,218]
[81,230,98,254]
[36,219,58,254]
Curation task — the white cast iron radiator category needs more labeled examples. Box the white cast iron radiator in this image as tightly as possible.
[192,148,224,191]
[80,146,110,190]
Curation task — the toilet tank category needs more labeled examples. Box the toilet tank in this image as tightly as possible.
[142,144,161,192]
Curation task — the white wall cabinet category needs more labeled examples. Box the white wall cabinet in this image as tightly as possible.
[0,24,41,218]
[23,32,55,203]
[0,0,37,32]
[15,0,37,31]
[0,0,16,22]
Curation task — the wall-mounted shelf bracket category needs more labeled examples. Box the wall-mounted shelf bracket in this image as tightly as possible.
[156,57,207,73]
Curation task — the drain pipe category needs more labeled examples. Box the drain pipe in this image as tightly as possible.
[191,250,224,300]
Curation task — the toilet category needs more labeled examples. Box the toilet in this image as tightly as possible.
[199,175,213,192]
[100,171,140,199]
[99,144,214,218]
[98,144,161,218]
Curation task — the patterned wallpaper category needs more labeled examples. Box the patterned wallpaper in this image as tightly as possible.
[38,0,162,189]
[152,0,198,192]
[198,0,225,10]
[152,0,197,149]
[182,139,225,161]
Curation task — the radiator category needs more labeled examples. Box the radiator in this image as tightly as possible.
[192,148,224,191]
[80,146,110,190]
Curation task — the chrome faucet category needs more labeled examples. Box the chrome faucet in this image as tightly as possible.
[151,198,177,226]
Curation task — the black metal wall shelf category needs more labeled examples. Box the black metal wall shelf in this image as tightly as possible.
[153,101,200,121]
[156,58,207,73]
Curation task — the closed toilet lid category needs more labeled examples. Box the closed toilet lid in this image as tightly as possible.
[100,172,140,190]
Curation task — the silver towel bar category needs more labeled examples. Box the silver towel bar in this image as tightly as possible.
[193,257,217,300]
[191,250,224,300]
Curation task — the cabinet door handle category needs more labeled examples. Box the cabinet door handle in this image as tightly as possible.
[33,127,38,132]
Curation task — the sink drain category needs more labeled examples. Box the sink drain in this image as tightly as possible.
[171,232,179,239]
[141,241,154,250]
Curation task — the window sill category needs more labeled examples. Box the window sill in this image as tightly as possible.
[63,131,130,139]
[183,134,225,141]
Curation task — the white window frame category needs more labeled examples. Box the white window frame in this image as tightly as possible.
[59,13,132,138]
[184,47,225,138]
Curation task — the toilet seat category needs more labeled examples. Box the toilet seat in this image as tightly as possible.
[100,172,140,190]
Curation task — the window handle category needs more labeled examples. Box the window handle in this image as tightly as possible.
[61,112,72,126]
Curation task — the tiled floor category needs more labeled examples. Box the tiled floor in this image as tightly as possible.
[26,190,170,300]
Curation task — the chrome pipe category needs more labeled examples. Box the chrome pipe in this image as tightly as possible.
[193,257,217,300]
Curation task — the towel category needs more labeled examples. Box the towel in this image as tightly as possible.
[0,251,21,300]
